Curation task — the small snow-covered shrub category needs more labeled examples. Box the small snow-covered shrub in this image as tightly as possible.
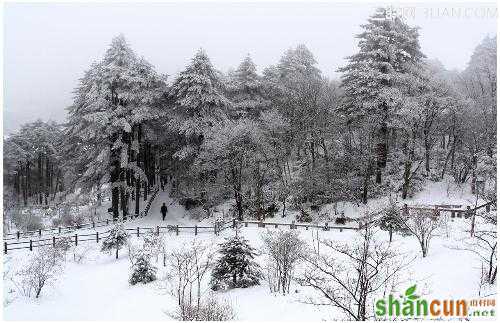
[172,293,235,321]
[101,223,128,259]
[429,169,442,182]
[379,200,411,242]
[296,209,313,223]
[55,236,73,254]
[12,246,64,298]
[265,202,279,218]
[188,207,206,221]
[335,216,346,225]
[129,253,157,285]
[210,235,262,291]
[25,215,44,232]
[12,210,44,232]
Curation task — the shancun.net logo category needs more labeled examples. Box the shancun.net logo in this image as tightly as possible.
[375,285,496,318]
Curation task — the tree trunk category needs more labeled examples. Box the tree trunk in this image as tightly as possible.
[402,158,412,200]
[375,124,388,184]
[362,161,371,204]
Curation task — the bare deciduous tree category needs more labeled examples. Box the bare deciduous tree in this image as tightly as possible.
[399,209,440,257]
[12,246,66,298]
[450,213,497,286]
[164,241,215,320]
[261,230,304,294]
[298,226,410,321]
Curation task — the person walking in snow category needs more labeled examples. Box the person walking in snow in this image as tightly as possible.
[161,203,168,221]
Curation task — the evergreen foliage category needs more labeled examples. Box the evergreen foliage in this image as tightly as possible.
[210,234,262,290]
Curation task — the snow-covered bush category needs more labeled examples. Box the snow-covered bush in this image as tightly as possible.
[261,230,304,294]
[378,200,411,242]
[55,236,73,254]
[210,234,262,291]
[129,253,157,285]
[172,292,235,321]
[101,223,128,259]
[296,208,313,223]
[12,209,44,232]
[12,246,65,298]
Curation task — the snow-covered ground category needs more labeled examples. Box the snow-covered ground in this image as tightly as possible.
[2,179,495,321]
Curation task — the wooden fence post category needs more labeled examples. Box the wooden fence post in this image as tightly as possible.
[324,222,330,231]
[92,221,95,229]
[29,240,32,251]
[232,218,236,229]
[195,225,198,236]
[75,234,78,246]
[53,236,56,247]
[290,221,296,229]
[39,229,42,237]
[176,225,179,236]
[137,227,140,237]
[4,242,7,254]
[274,224,278,228]
[486,204,491,212]
[16,231,20,240]
[96,232,99,243]
[106,219,109,225]
[403,203,409,217]
[58,227,61,234]
[244,222,248,227]
[163,254,166,267]
[156,226,160,235]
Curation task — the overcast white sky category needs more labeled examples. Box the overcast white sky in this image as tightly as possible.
[3,1,497,134]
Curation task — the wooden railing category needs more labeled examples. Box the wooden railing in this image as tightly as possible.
[4,185,161,242]
[3,219,233,254]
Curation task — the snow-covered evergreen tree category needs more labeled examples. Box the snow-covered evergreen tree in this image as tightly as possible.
[101,223,129,259]
[210,234,262,290]
[65,35,167,219]
[168,49,230,160]
[338,8,425,184]
[129,252,157,285]
[226,56,269,119]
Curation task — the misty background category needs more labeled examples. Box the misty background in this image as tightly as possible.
[3,1,497,135]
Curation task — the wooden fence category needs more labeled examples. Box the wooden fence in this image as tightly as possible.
[402,200,495,219]
[4,199,495,254]
[3,186,161,243]
[3,219,234,254]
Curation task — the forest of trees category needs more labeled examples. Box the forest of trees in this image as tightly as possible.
[3,8,497,223]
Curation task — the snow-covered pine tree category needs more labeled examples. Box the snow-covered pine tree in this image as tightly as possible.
[168,49,231,161]
[129,251,157,285]
[210,234,262,290]
[101,223,129,259]
[338,7,425,185]
[65,35,167,220]
[226,56,270,119]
